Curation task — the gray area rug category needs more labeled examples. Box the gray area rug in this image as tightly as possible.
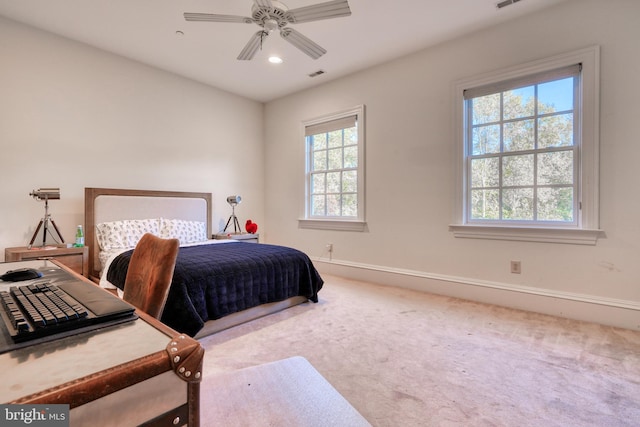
[200,356,370,426]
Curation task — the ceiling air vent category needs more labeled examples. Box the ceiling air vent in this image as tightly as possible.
[308,70,325,78]
[496,0,522,9]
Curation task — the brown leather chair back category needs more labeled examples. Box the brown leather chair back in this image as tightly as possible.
[123,233,180,319]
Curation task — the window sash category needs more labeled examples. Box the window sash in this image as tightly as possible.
[307,128,358,218]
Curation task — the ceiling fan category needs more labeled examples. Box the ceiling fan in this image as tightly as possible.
[184,0,351,60]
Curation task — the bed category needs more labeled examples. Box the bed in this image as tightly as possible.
[84,187,323,338]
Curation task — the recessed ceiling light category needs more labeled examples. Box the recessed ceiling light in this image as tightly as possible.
[268,56,283,64]
[175,30,184,36]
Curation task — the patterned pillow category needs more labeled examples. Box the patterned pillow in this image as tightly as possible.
[96,219,161,251]
[160,218,207,244]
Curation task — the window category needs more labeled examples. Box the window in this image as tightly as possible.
[452,47,601,244]
[466,65,579,224]
[299,105,366,231]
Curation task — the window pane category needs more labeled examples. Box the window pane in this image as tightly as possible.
[471,157,499,188]
[472,124,500,155]
[344,146,358,168]
[471,189,500,220]
[504,119,534,152]
[504,86,535,120]
[503,154,534,187]
[312,195,325,216]
[312,150,326,171]
[344,127,357,145]
[327,194,341,216]
[328,130,343,148]
[538,113,573,148]
[326,172,341,193]
[312,133,327,150]
[342,194,357,216]
[502,188,534,220]
[328,148,343,170]
[472,93,500,125]
[342,170,357,192]
[538,77,574,113]
[538,151,573,185]
[311,173,325,194]
[538,187,573,221]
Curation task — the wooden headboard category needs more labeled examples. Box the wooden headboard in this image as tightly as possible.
[84,188,212,282]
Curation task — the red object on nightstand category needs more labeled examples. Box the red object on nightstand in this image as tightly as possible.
[245,220,258,234]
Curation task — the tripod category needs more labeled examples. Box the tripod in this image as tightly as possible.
[223,204,242,233]
[28,197,65,249]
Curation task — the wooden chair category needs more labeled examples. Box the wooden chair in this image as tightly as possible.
[123,233,180,319]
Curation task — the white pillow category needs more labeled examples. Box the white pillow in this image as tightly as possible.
[160,218,207,244]
[96,219,161,251]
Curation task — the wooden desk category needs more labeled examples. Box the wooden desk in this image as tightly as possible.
[0,260,203,426]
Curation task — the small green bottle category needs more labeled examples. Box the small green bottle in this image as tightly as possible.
[74,225,84,247]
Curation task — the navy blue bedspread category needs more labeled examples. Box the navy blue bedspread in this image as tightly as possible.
[107,242,323,336]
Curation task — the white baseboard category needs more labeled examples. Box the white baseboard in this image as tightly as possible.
[313,258,640,331]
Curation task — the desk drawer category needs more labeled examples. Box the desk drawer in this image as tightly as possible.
[46,254,84,274]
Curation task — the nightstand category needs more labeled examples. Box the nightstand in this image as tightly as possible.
[4,245,89,277]
[212,233,259,243]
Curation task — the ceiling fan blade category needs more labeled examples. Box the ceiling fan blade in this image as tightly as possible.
[285,0,351,24]
[254,0,274,8]
[238,31,269,60]
[184,12,254,24]
[280,28,326,60]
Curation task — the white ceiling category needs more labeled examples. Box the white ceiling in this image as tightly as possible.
[0,0,567,103]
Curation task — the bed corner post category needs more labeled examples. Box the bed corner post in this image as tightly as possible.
[84,187,98,282]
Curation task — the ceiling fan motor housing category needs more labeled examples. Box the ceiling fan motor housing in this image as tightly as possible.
[252,1,289,31]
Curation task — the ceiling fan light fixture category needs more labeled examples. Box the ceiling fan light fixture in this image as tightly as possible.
[263,18,279,33]
[268,56,283,64]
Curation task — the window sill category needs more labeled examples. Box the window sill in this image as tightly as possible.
[299,219,367,232]
[449,224,603,245]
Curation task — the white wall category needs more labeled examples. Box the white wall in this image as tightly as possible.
[264,0,640,329]
[0,16,265,254]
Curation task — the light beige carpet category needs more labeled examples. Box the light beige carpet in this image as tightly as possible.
[200,356,371,427]
[199,274,640,426]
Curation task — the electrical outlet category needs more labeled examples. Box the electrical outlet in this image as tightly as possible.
[326,243,333,253]
[510,261,521,274]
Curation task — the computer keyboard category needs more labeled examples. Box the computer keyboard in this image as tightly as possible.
[0,281,131,343]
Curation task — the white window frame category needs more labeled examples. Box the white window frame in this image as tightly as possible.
[299,105,366,231]
[451,46,601,245]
